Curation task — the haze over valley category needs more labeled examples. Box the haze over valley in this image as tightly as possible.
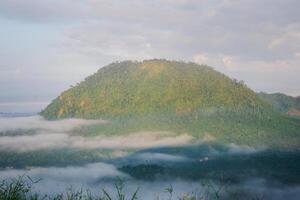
[0,1,300,200]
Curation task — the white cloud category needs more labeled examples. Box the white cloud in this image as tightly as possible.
[193,54,208,64]
[227,143,261,154]
[0,116,193,152]
[268,30,300,50]
[0,0,300,101]
[0,162,128,192]
[222,56,235,70]
[131,153,189,162]
[295,52,300,58]
[0,131,193,152]
[0,115,106,132]
[268,38,284,50]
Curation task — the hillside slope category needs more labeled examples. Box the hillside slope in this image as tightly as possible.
[41,60,300,147]
[42,60,270,119]
[258,92,300,116]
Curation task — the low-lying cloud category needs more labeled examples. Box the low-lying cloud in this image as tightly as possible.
[0,162,126,182]
[1,165,299,200]
[0,132,193,152]
[0,116,193,152]
[0,116,297,199]
[129,152,189,163]
[226,143,260,154]
[0,115,106,132]
[0,162,128,194]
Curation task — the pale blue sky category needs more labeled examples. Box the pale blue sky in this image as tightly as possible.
[0,0,299,110]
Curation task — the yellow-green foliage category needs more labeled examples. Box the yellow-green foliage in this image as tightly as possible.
[41,59,270,119]
[39,59,300,147]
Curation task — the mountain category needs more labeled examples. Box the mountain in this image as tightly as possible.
[41,60,300,147]
[42,60,270,119]
[258,92,300,117]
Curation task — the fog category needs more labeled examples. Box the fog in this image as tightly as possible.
[0,115,106,132]
[131,153,189,162]
[1,163,299,200]
[0,132,193,151]
[0,115,261,153]
[0,115,194,152]
[0,162,127,184]
[0,115,299,199]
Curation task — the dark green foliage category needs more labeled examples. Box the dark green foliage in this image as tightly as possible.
[120,164,165,181]
[0,149,111,169]
[119,149,300,185]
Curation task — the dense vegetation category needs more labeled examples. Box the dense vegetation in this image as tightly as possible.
[120,149,300,185]
[258,92,300,116]
[41,60,300,147]
[41,60,270,119]
[0,148,112,169]
[1,144,299,185]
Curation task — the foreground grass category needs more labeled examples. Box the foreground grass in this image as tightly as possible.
[0,176,137,200]
[0,176,266,200]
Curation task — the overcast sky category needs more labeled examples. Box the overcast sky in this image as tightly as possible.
[0,0,300,106]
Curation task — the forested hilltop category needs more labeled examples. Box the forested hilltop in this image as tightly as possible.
[41,59,270,118]
[41,60,300,147]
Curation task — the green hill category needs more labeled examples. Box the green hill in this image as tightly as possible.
[42,60,270,118]
[41,60,300,147]
[258,92,300,117]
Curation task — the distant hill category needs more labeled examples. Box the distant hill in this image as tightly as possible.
[41,60,300,148]
[41,60,270,119]
[258,92,300,117]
